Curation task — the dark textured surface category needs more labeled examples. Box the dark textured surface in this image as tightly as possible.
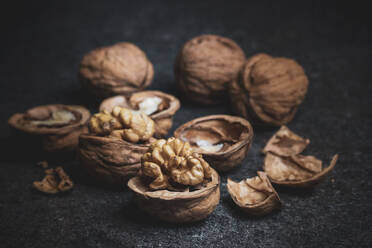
[0,1,371,247]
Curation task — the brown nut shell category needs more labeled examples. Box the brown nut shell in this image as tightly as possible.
[100,91,180,137]
[79,42,154,98]
[263,125,310,156]
[128,168,220,223]
[227,171,281,216]
[229,53,309,126]
[78,134,151,186]
[175,35,245,105]
[174,115,253,172]
[8,104,90,153]
[264,153,338,187]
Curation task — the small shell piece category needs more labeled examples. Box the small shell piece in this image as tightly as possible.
[229,53,309,126]
[141,137,213,190]
[264,153,338,187]
[8,104,90,153]
[88,106,155,143]
[174,115,253,172]
[227,172,281,216]
[262,126,310,156]
[128,167,220,223]
[175,34,246,105]
[33,167,73,194]
[99,91,180,137]
[79,42,154,98]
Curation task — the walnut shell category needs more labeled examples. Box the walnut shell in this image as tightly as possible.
[175,35,245,105]
[8,104,90,153]
[128,168,220,223]
[79,42,154,98]
[100,91,180,137]
[227,171,281,216]
[78,134,152,186]
[264,153,338,187]
[229,53,309,126]
[174,115,253,172]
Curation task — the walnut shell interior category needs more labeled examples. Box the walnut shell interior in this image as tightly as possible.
[79,42,154,98]
[78,134,152,186]
[227,171,281,216]
[100,91,180,137]
[128,168,220,223]
[175,34,246,105]
[8,104,90,152]
[174,115,253,172]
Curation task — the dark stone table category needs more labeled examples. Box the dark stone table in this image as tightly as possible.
[0,1,371,247]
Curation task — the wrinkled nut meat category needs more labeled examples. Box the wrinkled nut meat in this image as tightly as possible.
[79,42,154,98]
[174,115,253,172]
[264,153,338,187]
[175,34,245,105]
[99,91,180,137]
[229,53,309,126]
[227,171,281,216]
[128,138,220,223]
[8,104,90,152]
[263,126,310,156]
[141,137,213,190]
[79,107,155,186]
[33,167,73,194]
[88,106,155,143]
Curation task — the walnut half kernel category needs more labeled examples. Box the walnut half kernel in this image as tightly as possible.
[33,167,73,194]
[128,138,220,223]
[227,172,281,216]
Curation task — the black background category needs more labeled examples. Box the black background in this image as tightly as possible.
[0,1,371,247]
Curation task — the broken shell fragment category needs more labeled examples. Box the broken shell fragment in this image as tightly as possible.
[263,126,310,156]
[227,171,281,216]
[8,104,90,153]
[174,115,254,172]
[264,153,338,187]
[100,91,180,137]
[33,166,74,194]
[128,167,220,223]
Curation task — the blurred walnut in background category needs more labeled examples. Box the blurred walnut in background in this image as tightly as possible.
[230,54,309,126]
[175,35,245,105]
[79,42,154,98]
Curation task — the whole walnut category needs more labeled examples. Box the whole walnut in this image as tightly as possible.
[79,42,154,98]
[229,54,309,126]
[175,35,246,105]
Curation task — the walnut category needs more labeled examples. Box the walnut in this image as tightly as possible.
[174,115,253,172]
[79,42,154,98]
[229,53,309,126]
[140,137,212,190]
[8,104,90,153]
[175,35,245,105]
[99,91,180,137]
[262,126,310,156]
[227,172,281,216]
[88,106,155,143]
[33,167,73,194]
[262,126,338,187]
[264,153,338,187]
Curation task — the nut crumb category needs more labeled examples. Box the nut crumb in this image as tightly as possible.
[33,167,73,194]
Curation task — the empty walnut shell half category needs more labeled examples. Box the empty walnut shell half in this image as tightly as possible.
[8,104,90,153]
[99,91,180,137]
[78,134,152,186]
[227,171,281,216]
[229,53,309,126]
[174,115,253,172]
[175,34,245,105]
[264,153,338,187]
[79,42,154,98]
[263,126,310,156]
[128,168,220,223]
